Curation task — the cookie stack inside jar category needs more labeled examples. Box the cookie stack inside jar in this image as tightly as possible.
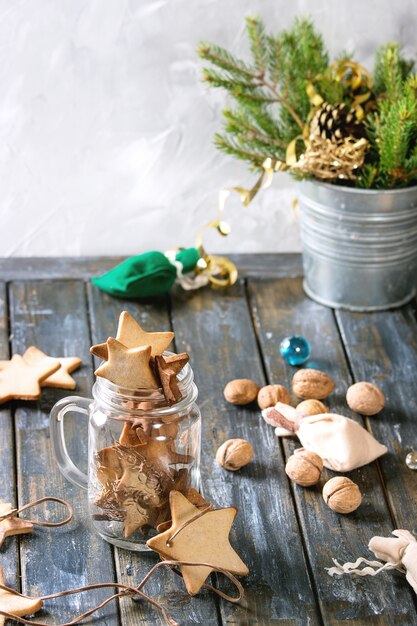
[90,311,203,543]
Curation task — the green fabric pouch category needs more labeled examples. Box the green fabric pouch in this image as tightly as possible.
[92,248,200,299]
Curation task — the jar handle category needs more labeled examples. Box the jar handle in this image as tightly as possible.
[50,396,91,490]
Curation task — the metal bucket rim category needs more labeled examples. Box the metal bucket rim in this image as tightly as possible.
[298,180,417,198]
[298,193,417,222]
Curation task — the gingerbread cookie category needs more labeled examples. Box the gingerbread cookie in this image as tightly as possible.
[23,346,81,390]
[0,567,42,626]
[155,353,189,404]
[120,424,192,475]
[0,354,60,404]
[147,491,249,595]
[95,339,157,389]
[91,311,174,360]
[96,444,174,537]
[0,503,33,548]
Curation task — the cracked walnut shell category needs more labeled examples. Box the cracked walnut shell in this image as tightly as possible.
[216,438,254,471]
[322,476,362,514]
[285,449,323,486]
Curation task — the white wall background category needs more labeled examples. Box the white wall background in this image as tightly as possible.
[0,0,416,257]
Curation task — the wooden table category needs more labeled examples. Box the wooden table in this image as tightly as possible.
[1,254,416,625]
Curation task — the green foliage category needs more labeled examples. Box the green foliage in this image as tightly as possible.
[361,48,417,188]
[373,43,414,100]
[198,19,417,188]
[198,17,330,168]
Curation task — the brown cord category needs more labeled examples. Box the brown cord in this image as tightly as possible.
[0,497,73,527]
[0,559,244,626]
[166,505,213,546]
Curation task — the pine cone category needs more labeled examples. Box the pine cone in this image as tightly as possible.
[311,102,364,142]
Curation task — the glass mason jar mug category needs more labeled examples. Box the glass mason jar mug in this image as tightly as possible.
[50,357,201,551]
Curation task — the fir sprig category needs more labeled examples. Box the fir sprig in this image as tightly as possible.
[198,17,329,168]
[199,18,417,188]
[361,46,417,188]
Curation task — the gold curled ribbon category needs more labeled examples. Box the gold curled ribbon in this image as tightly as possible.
[195,220,238,289]
[306,81,324,108]
[194,156,289,289]
[329,60,373,119]
[307,60,373,121]
[227,156,287,206]
[331,59,373,91]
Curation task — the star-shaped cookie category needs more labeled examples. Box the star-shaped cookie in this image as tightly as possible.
[23,346,81,390]
[0,354,60,404]
[95,444,173,537]
[115,450,167,510]
[153,469,207,533]
[155,353,189,404]
[121,498,154,538]
[147,491,249,595]
[91,311,174,360]
[0,504,33,548]
[95,339,158,389]
[0,567,42,626]
[119,424,192,475]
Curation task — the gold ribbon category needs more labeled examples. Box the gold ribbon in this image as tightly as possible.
[329,60,373,119]
[194,156,289,289]
[306,81,324,108]
[195,220,238,289]
[331,59,372,91]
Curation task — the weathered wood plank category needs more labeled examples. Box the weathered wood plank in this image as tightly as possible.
[0,282,20,588]
[248,277,417,625]
[170,281,320,625]
[336,306,417,532]
[0,254,303,281]
[87,282,220,626]
[8,280,118,625]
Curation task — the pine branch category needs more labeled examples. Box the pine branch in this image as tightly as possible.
[314,73,344,105]
[378,101,416,175]
[199,16,417,188]
[198,42,257,80]
[266,36,281,85]
[214,133,265,168]
[198,17,327,150]
[373,43,414,102]
[270,18,329,137]
[223,109,286,148]
[234,98,283,138]
[246,16,268,75]
[258,76,305,130]
[202,68,254,91]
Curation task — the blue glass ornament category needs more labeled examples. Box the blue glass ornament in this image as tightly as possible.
[280,336,311,366]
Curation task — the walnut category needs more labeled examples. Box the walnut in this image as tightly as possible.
[285,449,323,486]
[292,369,335,400]
[322,477,362,514]
[257,384,290,409]
[216,438,254,471]
[223,379,260,405]
[296,399,329,418]
[346,382,385,416]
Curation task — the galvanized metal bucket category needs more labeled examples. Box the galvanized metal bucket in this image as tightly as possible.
[296,181,417,311]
